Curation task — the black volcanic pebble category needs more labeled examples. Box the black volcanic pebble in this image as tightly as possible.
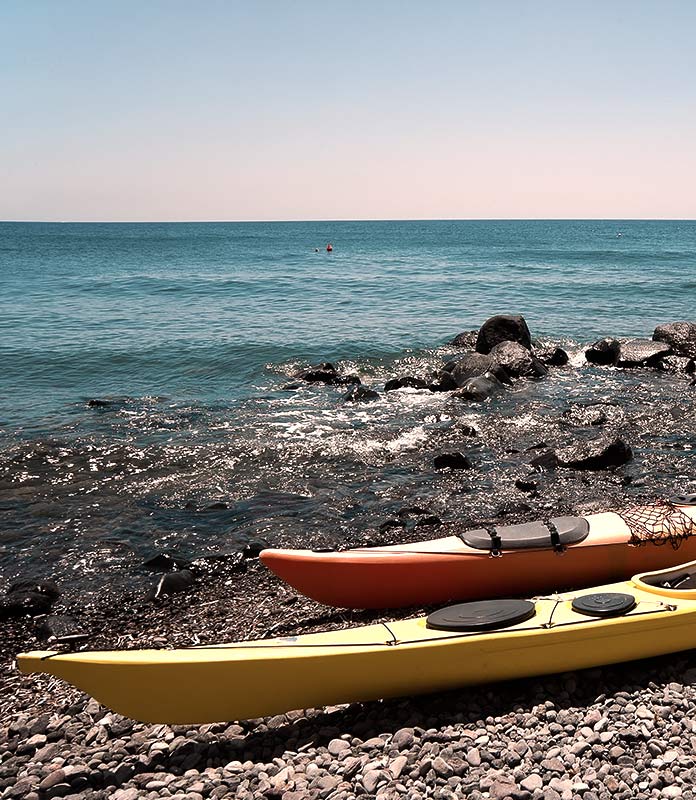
[434,452,473,469]
[585,337,621,365]
[557,436,633,471]
[475,314,533,354]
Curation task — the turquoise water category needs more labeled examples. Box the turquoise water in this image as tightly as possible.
[0,220,695,592]
[2,220,695,429]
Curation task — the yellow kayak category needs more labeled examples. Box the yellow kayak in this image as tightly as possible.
[17,560,696,725]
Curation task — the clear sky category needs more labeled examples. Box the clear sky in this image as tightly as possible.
[2,0,695,221]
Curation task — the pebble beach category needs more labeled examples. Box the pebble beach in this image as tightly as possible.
[2,221,696,799]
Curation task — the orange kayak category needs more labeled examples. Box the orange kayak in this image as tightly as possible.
[260,501,696,609]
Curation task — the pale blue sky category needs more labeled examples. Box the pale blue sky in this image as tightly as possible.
[2,1,695,220]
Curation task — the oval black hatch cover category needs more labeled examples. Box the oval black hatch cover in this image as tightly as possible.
[571,592,636,618]
[426,599,536,632]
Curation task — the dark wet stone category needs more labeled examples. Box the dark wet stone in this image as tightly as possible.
[451,353,511,387]
[37,615,89,644]
[384,376,428,392]
[617,338,671,367]
[415,515,442,527]
[242,538,268,558]
[530,450,561,471]
[0,580,60,619]
[429,371,459,392]
[515,477,538,493]
[558,436,633,471]
[653,321,696,358]
[452,372,504,402]
[141,553,192,572]
[585,338,621,365]
[86,398,116,408]
[489,341,548,378]
[434,452,473,470]
[658,355,696,374]
[561,403,624,427]
[146,569,196,600]
[536,346,569,367]
[342,385,380,402]
[476,314,533,354]
[296,363,360,386]
[451,330,479,348]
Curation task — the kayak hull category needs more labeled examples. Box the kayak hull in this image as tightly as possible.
[17,561,696,724]
[260,508,696,608]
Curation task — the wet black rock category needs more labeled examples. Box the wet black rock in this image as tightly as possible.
[658,355,696,374]
[452,372,504,401]
[653,321,696,359]
[242,538,268,558]
[433,452,473,469]
[37,614,89,644]
[536,346,569,367]
[585,338,621,366]
[617,338,671,368]
[147,569,196,601]
[141,553,192,572]
[515,477,539,493]
[342,385,380,402]
[451,354,512,387]
[86,398,116,408]
[530,450,562,471]
[0,580,60,619]
[428,370,459,392]
[489,341,548,378]
[476,314,533,354]
[450,329,479,348]
[558,436,633,471]
[296,362,361,386]
[384,376,429,392]
[562,403,625,427]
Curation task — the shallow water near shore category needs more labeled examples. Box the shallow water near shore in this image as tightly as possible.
[1,220,695,595]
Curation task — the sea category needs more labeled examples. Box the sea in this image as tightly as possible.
[1,220,695,595]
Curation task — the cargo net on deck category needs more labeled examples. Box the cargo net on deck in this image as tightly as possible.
[620,500,695,550]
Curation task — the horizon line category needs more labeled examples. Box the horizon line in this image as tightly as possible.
[2,217,696,224]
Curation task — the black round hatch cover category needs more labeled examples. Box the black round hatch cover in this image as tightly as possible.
[426,599,536,632]
[572,592,636,618]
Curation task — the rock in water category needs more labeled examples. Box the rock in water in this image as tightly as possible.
[0,580,60,619]
[452,372,503,401]
[147,569,196,601]
[450,329,479,348]
[558,437,633,470]
[434,452,473,469]
[476,314,533,354]
[428,370,459,392]
[617,339,671,368]
[141,553,192,572]
[535,346,569,366]
[295,362,360,386]
[489,341,548,378]
[658,355,696,374]
[585,338,621,365]
[342,385,380,402]
[653,321,696,358]
[384,376,428,392]
[451,354,511,387]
